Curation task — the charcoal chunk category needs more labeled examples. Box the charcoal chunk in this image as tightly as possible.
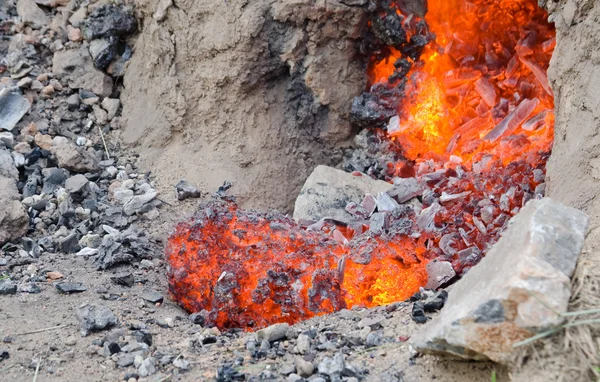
[350,93,396,128]
[82,5,137,40]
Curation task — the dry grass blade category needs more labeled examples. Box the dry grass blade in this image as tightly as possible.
[32,358,41,382]
[513,318,600,347]
[98,125,110,160]
[16,324,69,336]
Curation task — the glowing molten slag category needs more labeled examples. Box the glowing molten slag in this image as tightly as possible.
[167,200,427,329]
[166,0,555,330]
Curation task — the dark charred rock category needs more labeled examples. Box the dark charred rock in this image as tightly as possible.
[89,37,119,70]
[176,180,201,200]
[76,304,118,336]
[423,290,448,312]
[55,282,87,294]
[350,93,396,129]
[140,289,163,304]
[82,5,137,41]
[411,301,427,324]
[189,311,209,326]
[388,57,412,84]
[371,10,407,47]
[0,349,8,361]
[110,272,135,287]
[131,330,153,346]
[216,363,246,381]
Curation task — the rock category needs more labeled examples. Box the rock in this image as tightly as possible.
[93,104,109,124]
[0,132,13,149]
[154,0,172,21]
[79,233,102,248]
[0,150,17,179]
[18,283,41,294]
[287,374,303,382]
[0,91,31,131]
[422,290,448,313]
[55,282,87,294]
[50,137,99,173]
[387,177,423,203]
[189,311,207,326]
[0,279,17,295]
[69,6,86,27]
[110,272,134,287]
[424,259,456,289]
[255,323,289,343]
[0,349,9,360]
[59,233,80,253]
[295,357,314,378]
[376,191,400,212]
[358,316,383,330]
[138,357,156,377]
[89,38,118,69]
[122,191,157,216]
[34,133,53,150]
[294,166,393,222]
[16,77,32,89]
[67,25,82,42]
[66,94,80,110]
[40,85,54,96]
[176,180,201,200]
[317,350,345,377]
[365,331,383,347]
[296,333,311,354]
[82,5,137,40]
[0,176,29,246]
[52,47,112,97]
[410,198,589,363]
[65,174,88,194]
[140,289,163,304]
[173,357,189,370]
[16,0,47,27]
[13,142,31,155]
[101,97,120,120]
[76,304,118,336]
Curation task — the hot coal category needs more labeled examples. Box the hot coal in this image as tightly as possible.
[166,198,428,329]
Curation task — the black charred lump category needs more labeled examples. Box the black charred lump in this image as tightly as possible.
[371,10,407,47]
[82,5,137,41]
[350,93,397,129]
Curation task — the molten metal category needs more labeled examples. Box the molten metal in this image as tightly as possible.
[167,0,555,330]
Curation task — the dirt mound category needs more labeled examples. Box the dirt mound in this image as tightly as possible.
[120,0,368,212]
[515,0,600,380]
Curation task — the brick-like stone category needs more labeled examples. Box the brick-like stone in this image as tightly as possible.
[410,198,589,363]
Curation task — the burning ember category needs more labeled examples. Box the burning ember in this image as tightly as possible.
[167,0,555,330]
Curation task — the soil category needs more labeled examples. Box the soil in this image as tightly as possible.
[119,0,368,214]
[511,0,600,380]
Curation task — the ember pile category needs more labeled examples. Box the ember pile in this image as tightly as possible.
[167,0,555,330]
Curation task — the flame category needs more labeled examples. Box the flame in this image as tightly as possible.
[166,0,555,330]
[371,0,554,167]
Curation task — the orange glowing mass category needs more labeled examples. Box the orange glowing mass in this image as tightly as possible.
[166,0,555,330]
[370,0,554,167]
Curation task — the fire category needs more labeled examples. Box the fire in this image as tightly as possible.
[370,0,554,166]
[166,0,555,330]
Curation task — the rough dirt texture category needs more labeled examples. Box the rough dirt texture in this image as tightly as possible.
[513,0,600,380]
[120,0,368,213]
